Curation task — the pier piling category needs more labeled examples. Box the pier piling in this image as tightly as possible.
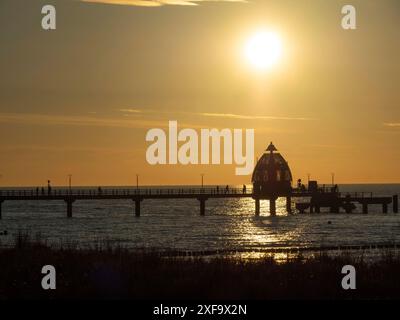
[65,199,74,218]
[269,198,276,216]
[362,203,368,214]
[286,196,292,213]
[394,195,398,213]
[199,198,206,216]
[0,200,3,219]
[134,199,142,217]
[383,203,388,214]
[255,199,260,216]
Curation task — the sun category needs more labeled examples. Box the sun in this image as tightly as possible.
[244,31,282,71]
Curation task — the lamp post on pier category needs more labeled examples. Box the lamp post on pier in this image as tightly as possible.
[68,174,72,194]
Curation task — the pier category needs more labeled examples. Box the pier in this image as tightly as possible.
[0,143,398,219]
[0,187,253,218]
[0,187,398,219]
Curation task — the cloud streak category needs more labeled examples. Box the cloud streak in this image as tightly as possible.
[81,0,246,7]
[0,113,206,130]
[119,108,315,121]
[198,112,314,121]
[0,113,167,129]
[384,123,400,127]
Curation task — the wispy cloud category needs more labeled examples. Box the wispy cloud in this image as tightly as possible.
[198,112,314,121]
[119,108,314,121]
[81,0,246,7]
[384,123,400,127]
[0,113,166,129]
[2,144,139,154]
[0,109,312,132]
[119,108,143,114]
[0,112,205,130]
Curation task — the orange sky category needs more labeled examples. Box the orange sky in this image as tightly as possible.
[0,0,399,187]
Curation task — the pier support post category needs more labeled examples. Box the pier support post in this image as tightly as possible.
[133,198,143,217]
[383,203,388,214]
[286,196,292,214]
[65,199,75,218]
[199,198,207,216]
[0,200,3,219]
[362,203,368,214]
[255,199,260,216]
[333,203,341,213]
[393,195,398,213]
[269,198,276,216]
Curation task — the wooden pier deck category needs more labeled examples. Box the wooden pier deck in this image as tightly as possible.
[0,188,398,218]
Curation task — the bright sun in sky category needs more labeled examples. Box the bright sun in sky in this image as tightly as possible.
[244,31,282,71]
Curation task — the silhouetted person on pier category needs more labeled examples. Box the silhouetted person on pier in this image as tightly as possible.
[297,179,302,190]
[36,187,39,196]
[41,187,45,195]
[47,180,52,195]
[242,184,246,194]
[98,187,102,195]
[216,186,219,194]
[225,185,229,194]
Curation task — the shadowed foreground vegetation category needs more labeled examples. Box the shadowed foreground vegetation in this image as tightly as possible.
[1,234,400,300]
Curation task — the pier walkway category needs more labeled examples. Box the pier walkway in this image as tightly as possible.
[0,188,398,218]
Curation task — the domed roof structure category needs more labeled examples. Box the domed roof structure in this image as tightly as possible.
[252,142,293,198]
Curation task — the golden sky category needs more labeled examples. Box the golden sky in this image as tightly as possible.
[0,0,399,186]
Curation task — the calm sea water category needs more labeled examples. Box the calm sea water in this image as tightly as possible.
[0,184,399,252]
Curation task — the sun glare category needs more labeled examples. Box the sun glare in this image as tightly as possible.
[244,31,282,71]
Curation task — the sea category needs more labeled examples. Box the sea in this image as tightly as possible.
[1,184,400,257]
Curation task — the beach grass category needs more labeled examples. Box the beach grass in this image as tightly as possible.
[1,232,400,299]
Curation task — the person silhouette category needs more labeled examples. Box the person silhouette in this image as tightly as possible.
[242,184,246,194]
[225,185,229,194]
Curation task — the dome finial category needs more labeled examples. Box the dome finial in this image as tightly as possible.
[266,142,277,153]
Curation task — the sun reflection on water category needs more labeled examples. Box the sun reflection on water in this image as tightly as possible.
[233,197,304,255]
